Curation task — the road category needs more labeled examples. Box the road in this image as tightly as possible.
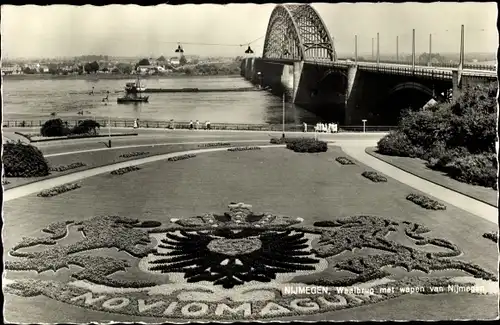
[2,127,386,156]
[309,59,497,77]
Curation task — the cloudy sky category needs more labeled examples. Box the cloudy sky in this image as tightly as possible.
[1,2,497,59]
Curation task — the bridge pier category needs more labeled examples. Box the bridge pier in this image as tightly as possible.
[344,65,360,125]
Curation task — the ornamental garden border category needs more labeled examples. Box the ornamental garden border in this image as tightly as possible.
[4,202,497,320]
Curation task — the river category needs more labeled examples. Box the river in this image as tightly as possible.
[2,76,322,125]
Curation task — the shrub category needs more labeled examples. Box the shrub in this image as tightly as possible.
[227,146,261,152]
[111,166,141,175]
[3,141,50,177]
[168,154,196,161]
[377,83,498,189]
[40,119,71,137]
[198,142,231,148]
[270,137,287,144]
[72,119,101,135]
[444,153,498,190]
[362,171,388,183]
[285,138,328,153]
[482,232,498,243]
[49,162,87,172]
[37,183,81,197]
[376,131,419,157]
[406,193,446,210]
[336,157,355,165]
[119,152,149,159]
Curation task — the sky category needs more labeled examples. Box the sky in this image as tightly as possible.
[1,2,498,59]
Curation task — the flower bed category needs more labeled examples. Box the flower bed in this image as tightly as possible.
[168,154,197,161]
[4,206,498,320]
[285,138,328,153]
[482,232,498,243]
[110,166,141,175]
[198,142,231,148]
[406,193,446,210]
[49,162,87,172]
[227,146,261,152]
[119,152,150,159]
[361,171,388,183]
[37,183,81,198]
[336,157,355,165]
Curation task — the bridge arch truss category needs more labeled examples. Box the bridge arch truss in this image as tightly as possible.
[263,4,336,62]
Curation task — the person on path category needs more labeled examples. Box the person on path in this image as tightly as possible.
[133,119,138,129]
[170,119,176,130]
[303,122,307,133]
[189,120,194,130]
[205,120,211,130]
[196,120,200,130]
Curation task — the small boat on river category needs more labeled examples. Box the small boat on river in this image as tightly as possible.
[117,96,149,103]
[117,75,149,104]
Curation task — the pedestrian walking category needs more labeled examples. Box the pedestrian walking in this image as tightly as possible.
[133,119,138,129]
[169,119,176,130]
[189,120,194,130]
[205,120,211,130]
[196,120,200,130]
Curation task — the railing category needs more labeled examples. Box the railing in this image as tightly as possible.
[266,57,496,71]
[359,65,453,79]
[2,119,395,133]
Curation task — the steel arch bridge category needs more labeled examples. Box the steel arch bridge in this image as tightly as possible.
[262,4,336,62]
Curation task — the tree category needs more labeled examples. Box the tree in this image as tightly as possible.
[40,119,71,137]
[179,55,187,66]
[157,55,166,62]
[116,63,133,74]
[84,62,92,74]
[89,61,100,73]
[39,67,45,74]
[136,58,150,69]
[23,67,35,74]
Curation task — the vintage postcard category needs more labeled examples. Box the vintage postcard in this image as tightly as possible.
[1,2,498,323]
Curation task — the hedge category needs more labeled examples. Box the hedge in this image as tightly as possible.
[49,162,87,172]
[3,141,50,177]
[406,193,446,210]
[336,157,355,165]
[362,171,387,183]
[37,183,81,197]
[482,232,498,243]
[198,143,231,148]
[111,166,141,175]
[227,146,261,152]
[168,154,196,161]
[284,138,328,153]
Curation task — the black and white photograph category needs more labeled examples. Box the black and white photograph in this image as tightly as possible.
[1,2,498,322]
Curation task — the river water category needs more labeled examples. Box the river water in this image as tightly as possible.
[2,76,322,125]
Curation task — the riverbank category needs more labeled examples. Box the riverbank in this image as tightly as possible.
[2,73,242,81]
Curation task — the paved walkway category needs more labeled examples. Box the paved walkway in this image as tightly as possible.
[340,141,498,224]
[4,136,497,224]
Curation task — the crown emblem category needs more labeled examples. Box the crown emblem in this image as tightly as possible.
[170,202,304,228]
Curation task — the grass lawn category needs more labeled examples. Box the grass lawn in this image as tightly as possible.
[3,146,498,321]
[3,141,262,189]
[366,147,498,207]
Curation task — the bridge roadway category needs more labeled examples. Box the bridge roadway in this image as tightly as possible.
[3,127,496,222]
[267,58,497,78]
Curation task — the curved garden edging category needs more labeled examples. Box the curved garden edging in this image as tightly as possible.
[365,147,498,208]
[339,145,498,224]
[3,144,285,202]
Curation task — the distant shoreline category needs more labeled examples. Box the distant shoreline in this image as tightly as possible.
[2,73,242,81]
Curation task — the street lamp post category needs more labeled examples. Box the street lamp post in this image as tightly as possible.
[412,29,416,70]
[282,93,285,138]
[108,102,111,148]
[354,35,358,63]
[396,35,399,63]
[429,33,432,66]
[362,119,367,133]
[371,38,374,60]
[376,32,380,67]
